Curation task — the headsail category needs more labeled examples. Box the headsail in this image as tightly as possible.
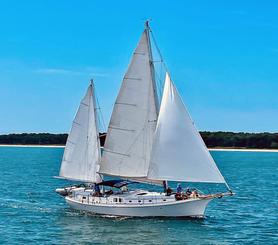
[99,29,158,178]
[59,83,101,183]
[148,73,226,183]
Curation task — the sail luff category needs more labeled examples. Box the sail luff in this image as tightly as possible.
[147,73,227,184]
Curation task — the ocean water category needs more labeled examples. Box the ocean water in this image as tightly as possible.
[0,147,277,244]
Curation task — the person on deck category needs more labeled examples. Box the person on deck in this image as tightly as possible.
[163,180,167,193]
[176,183,183,193]
[94,184,101,196]
[121,185,128,192]
[186,188,192,196]
[166,187,173,196]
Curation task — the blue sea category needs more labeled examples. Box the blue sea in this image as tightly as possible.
[0,147,277,244]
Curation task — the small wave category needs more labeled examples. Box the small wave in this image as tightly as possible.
[0,198,53,213]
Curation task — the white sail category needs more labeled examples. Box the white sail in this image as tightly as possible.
[59,83,101,183]
[100,30,158,178]
[148,73,226,183]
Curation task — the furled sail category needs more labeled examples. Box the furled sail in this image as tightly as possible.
[59,83,101,183]
[148,73,226,183]
[99,29,158,178]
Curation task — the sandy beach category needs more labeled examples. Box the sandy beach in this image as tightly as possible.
[0,144,278,152]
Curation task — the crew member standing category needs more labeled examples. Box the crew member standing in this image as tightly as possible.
[177,183,183,193]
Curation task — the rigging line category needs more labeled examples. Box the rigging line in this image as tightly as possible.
[150,29,186,101]
[160,58,164,96]
[93,85,107,131]
[153,67,164,100]
[224,181,232,192]
[147,27,167,103]
[153,63,164,83]
[149,29,167,70]
[91,81,103,182]
[146,24,159,116]
[151,64,164,103]
[149,28,172,78]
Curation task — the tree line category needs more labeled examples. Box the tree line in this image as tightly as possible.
[0,133,106,146]
[0,132,277,149]
[200,131,278,149]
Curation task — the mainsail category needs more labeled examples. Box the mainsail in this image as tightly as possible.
[59,83,101,183]
[148,73,226,183]
[99,29,158,178]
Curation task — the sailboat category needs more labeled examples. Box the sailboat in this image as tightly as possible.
[56,21,233,217]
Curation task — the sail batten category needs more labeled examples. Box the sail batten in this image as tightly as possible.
[147,73,226,184]
[59,84,101,183]
[99,29,158,178]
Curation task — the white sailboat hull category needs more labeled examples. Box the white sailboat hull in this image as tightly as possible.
[65,195,213,217]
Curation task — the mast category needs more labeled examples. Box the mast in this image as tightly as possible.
[145,20,159,115]
[91,79,102,182]
[145,21,168,189]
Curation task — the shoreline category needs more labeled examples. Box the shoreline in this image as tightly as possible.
[208,148,278,153]
[0,144,65,148]
[0,144,278,152]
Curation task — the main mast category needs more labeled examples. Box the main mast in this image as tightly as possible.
[90,79,102,183]
[145,21,168,189]
[145,21,159,115]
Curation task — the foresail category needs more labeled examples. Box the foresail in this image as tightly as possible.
[100,30,158,178]
[59,84,101,183]
[148,73,226,183]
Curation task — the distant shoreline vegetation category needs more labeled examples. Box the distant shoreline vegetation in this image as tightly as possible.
[0,133,106,147]
[0,132,277,149]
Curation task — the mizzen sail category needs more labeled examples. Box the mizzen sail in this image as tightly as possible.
[148,73,226,183]
[100,29,158,178]
[59,83,101,183]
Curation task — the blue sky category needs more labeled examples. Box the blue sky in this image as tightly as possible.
[0,1,277,134]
